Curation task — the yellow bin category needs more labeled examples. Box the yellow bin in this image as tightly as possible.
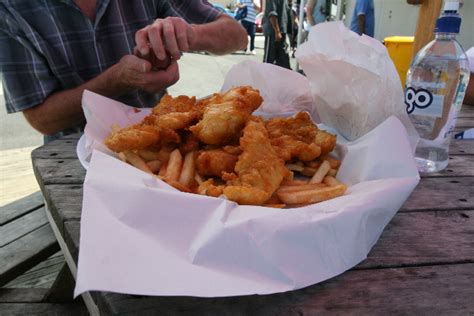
[384,36,414,87]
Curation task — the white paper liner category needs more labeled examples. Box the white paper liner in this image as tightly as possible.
[75,88,419,297]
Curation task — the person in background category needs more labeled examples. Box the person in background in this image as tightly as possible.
[287,0,299,58]
[236,0,260,55]
[263,0,291,69]
[349,0,375,37]
[0,1,247,142]
[306,0,329,28]
[463,47,474,106]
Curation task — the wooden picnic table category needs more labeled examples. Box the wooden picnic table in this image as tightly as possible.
[31,106,474,315]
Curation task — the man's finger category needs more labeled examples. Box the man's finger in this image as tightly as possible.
[125,55,152,73]
[143,60,179,92]
[174,20,190,52]
[135,27,150,56]
[148,23,166,60]
[162,20,180,60]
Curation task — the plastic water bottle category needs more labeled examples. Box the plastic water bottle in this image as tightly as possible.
[405,0,470,173]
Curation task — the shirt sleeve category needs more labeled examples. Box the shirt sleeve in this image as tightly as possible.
[0,19,59,113]
[266,0,278,17]
[355,0,370,16]
[170,0,222,24]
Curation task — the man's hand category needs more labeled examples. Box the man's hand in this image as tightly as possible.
[275,31,283,42]
[135,17,195,62]
[112,54,179,94]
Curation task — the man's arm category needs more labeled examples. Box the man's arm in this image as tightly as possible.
[269,15,282,41]
[191,14,248,54]
[306,0,316,26]
[135,14,247,62]
[23,56,179,135]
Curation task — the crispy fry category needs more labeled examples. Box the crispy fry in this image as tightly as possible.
[301,167,317,177]
[277,182,327,193]
[323,176,340,187]
[286,163,304,172]
[264,204,286,209]
[280,179,308,186]
[179,152,196,187]
[310,160,331,184]
[277,184,347,205]
[158,161,168,177]
[160,177,192,193]
[157,146,175,162]
[123,151,153,174]
[328,168,338,177]
[194,173,204,186]
[138,149,161,161]
[320,155,341,169]
[146,160,162,173]
[165,149,183,181]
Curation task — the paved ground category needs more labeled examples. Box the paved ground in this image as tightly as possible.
[0,34,298,205]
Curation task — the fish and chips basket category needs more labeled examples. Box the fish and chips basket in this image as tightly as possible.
[74,22,419,297]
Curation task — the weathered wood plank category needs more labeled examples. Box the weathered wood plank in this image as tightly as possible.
[455,116,474,128]
[0,289,49,303]
[100,263,474,315]
[420,154,474,177]
[4,252,64,289]
[0,225,59,286]
[31,137,80,160]
[43,185,83,234]
[64,221,80,262]
[0,207,48,247]
[0,302,87,315]
[0,191,44,226]
[358,210,474,269]
[32,159,85,186]
[449,139,474,155]
[458,105,474,118]
[401,177,474,211]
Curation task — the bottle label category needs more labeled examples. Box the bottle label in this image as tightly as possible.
[405,86,444,118]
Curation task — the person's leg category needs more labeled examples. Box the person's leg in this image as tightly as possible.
[249,22,256,52]
[241,20,251,52]
[275,34,291,69]
[263,35,276,64]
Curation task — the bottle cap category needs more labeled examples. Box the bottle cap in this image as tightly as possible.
[443,0,460,12]
[435,14,461,34]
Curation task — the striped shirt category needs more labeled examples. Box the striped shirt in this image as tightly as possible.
[236,0,257,24]
[0,0,220,116]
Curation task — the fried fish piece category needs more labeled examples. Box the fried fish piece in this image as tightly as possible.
[104,124,160,153]
[190,86,262,145]
[196,149,239,177]
[223,119,289,205]
[265,112,336,161]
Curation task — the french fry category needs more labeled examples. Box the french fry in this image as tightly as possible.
[323,176,340,187]
[194,173,204,186]
[309,160,331,184]
[138,149,161,161]
[157,146,175,162]
[286,163,304,172]
[277,184,347,205]
[264,204,286,209]
[158,161,168,177]
[165,149,183,181]
[118,152,127,162]
[146,160,162,173]
[280,179,308,186]
[123,151,153,174]
[179,151,196,186]
[156,175,192,193]
[320,155,341,169]
[301,167,317,177]
[277,182,327,193]
[328,168,338,177]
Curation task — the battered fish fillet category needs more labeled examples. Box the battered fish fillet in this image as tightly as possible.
[223,119,290,205]
[196,149,238,177]
[265,112,336,161]
[104,124,160,153]
[190,86,262,145]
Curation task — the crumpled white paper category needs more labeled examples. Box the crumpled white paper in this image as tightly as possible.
[75,85,419,297]
[296,21,418,151]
